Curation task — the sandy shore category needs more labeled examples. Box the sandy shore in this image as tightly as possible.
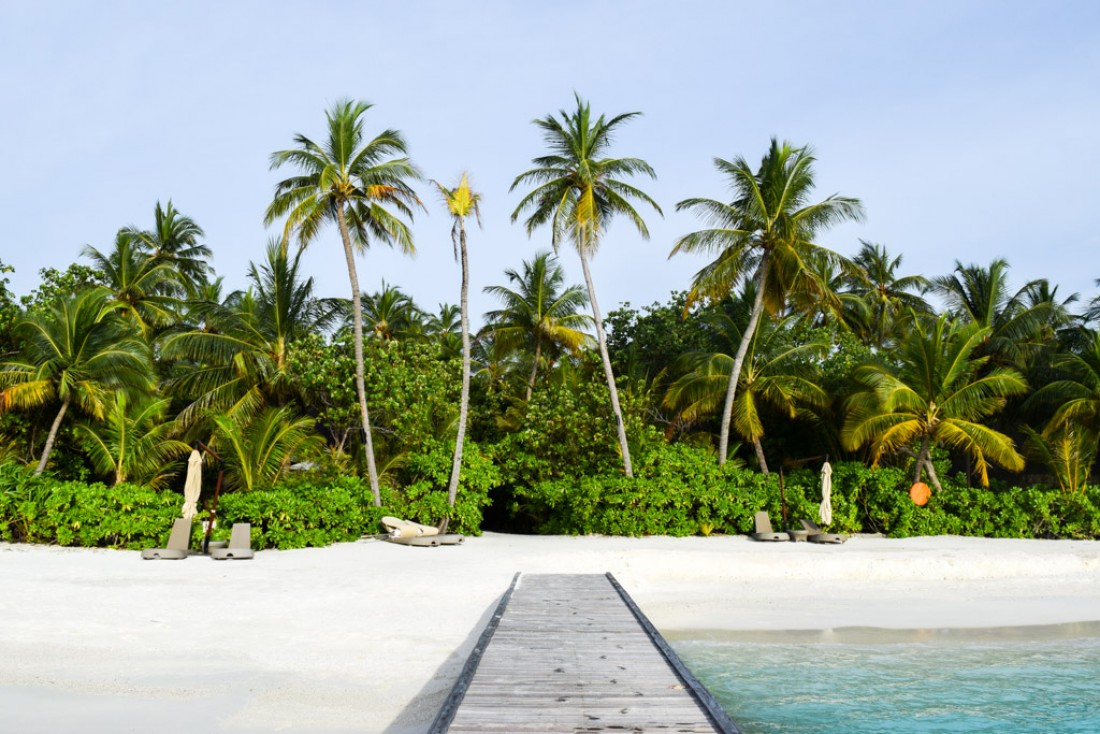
[2,533,1099,733]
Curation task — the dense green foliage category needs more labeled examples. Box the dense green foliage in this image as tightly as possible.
[1,107,1099,549]
[5,453,1096,548]
[508,453,1100,539]
[0,444,496,549]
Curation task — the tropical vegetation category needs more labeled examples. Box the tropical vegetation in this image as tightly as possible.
[1,96,1099,548]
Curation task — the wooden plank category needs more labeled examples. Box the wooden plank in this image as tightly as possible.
[429,573,741,734]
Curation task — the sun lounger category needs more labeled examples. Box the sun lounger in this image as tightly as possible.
[750,511,790,542]
[381,516,439,538]
[381,516,464,547]
[141,517,192,560]
[801,519,848,544]
[210,523,255,560]
[388,533,466,547]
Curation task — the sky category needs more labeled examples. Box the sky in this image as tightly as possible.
[2,1,1098,327]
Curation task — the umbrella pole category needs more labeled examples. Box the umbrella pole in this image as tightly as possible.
[203,467,224,554]
[779,468,787,527]
[197,442,224,554]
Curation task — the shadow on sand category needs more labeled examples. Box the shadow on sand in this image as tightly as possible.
[381,592,503,734]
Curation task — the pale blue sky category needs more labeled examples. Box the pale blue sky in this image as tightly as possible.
[2,1,1098,324]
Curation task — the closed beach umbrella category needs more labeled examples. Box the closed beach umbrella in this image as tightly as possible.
[181,450,202,519]
[819,460,833,526]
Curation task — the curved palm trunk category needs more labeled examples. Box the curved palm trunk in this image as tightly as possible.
[446,224,472,520]
[578,250,633,478]
[719,253,770,466]
[336,204,381,506]
[915,435,943,492]
[35,397,70,475]
[753,436,770,475]
[525,340,542,402]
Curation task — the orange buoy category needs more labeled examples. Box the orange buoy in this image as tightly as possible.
[910,481,931,506]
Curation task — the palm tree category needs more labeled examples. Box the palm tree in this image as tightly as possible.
[511,94,661,477]
[1085,280,1100,326]
[785,252,868,332]
[82,231,181,338]
[842,315,1027,490]
[244,239,343,343]
[265,99,422,506]
[1029,329,1100,467]
[1018,279,1084,388]
[483,251,593,401]
[671,139,864,465]
[162,240,338,425]
[211,406,324,491]
[75,393,190,487]
[425,304,462,359]
[469,329,513,397]
[433,173,482,520]
[358,282,426,341]
[664,308,829,473]
[1023,424,1095,495]
[0,289,154,474]
[846,241,931,349]
[931,258,1052,368]
[123,200,213,295]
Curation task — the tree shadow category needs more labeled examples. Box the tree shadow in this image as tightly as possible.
[381,592,503,734]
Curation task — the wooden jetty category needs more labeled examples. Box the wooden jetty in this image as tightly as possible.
[430,573,741,733]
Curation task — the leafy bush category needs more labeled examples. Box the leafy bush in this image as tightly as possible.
[3,453,1098,546]
[512,443,788,536]
[0,444,498,550]
[215,476,380,549]
[162,450,496,550]
[382,438,499,535]
[496,363,663,488]
[508,450,1100,538]
[0,462,187,547]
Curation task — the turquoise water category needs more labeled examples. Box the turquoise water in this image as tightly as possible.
[672,624,1100,734]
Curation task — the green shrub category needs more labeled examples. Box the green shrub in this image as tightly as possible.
[184,438,500,549]
[0,443,498,550]
[0,462,186,548]
[508,450,1100,538]
[3,453,1097,545]
[215,476,379,549]
[512,443,783,536]
[380,438,499,535]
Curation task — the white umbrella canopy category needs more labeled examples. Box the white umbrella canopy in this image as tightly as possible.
[181,450,203,519]
[819,460,833,526]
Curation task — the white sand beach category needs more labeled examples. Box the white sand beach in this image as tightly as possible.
[2,533,1099,733]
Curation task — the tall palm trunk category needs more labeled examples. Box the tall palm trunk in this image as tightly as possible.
[525,340,542,402]
[336,204,381,506]
[446,223,471,518]
[753,436,770,475]
[578,250,633,477]
[719,253,770,466]
[35,397,70,475]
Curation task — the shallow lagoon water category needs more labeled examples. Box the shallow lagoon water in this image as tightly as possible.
[672,622,1100,734]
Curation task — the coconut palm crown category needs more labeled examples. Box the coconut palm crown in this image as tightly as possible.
[122,200,213,295]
